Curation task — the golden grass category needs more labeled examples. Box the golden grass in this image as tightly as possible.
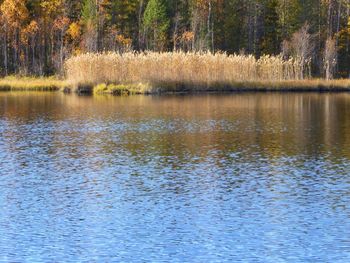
[65,52,350,94]
[220,79,350,91]
[89,79,350,94]
[93,83,152,95]
[65,52,305,90]
[0,76,67,92]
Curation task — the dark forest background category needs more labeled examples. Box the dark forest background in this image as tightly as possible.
[0,0,349,77]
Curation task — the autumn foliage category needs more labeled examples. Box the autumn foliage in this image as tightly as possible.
[0,0,349,78]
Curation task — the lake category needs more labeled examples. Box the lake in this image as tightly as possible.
[0,92,350,262]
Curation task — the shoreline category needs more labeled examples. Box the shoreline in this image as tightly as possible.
[0,77,67,92]
[1,77,350,94]
[64,79,350,94]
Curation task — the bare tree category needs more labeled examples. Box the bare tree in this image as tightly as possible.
[324,37,337,80]
[290,23,314,79]
[82,20,98,52]
[281,39,291,59]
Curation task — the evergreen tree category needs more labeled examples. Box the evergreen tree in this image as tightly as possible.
[82,0,97,25]
[143,0,170,51]
[261,0,280,55]
[81,0,98,51]
[222,0,246,53]
[277,0,302,39]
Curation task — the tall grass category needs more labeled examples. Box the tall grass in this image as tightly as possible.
[65,52,304,88]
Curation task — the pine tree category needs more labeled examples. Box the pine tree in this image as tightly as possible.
[222,0,246,53]
[81,0,98,51]
[82,0,97,25]
[261,0,280,55]
[143,0,170,51]
[277,0,302,39]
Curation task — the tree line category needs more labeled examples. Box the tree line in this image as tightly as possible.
[0,0,349,78]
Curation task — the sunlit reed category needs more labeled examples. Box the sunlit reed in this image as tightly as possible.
[65,52,303,87]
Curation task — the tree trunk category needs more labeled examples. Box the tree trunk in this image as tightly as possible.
[207,0,212,51]
[138,0,144,50]
[173,13,179,51]
[4,26,8,76]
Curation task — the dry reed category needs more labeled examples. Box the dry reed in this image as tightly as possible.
[65,52,350,93]
[65,52,301,86]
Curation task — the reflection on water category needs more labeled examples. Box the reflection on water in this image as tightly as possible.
[0,92,350,262]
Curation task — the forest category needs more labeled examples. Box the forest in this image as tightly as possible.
[0,0,349,78]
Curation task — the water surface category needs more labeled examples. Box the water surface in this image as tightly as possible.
[0,92,350,262]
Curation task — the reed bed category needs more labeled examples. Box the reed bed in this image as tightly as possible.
[65,52,350,94]
[65,52,305,91]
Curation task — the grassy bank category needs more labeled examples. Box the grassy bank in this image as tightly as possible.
[0,76,67,92]
[1,77,349,95]
[90,79,350,95]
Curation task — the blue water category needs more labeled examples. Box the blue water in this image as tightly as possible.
[0,93,350,262]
